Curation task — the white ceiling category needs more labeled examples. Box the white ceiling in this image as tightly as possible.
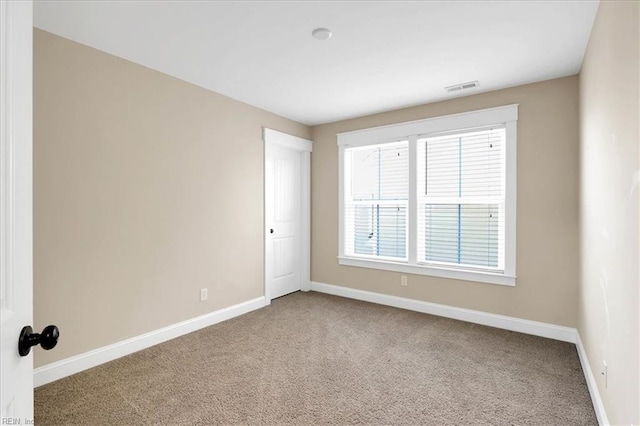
[34,1,599,126]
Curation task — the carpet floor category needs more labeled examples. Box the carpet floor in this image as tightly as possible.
[35,291,597,425]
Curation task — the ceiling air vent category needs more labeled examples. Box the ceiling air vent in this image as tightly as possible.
[445,81,479,93]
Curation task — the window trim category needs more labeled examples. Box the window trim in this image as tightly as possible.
[337,104,518,287]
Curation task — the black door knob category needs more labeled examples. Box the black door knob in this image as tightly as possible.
[18,325,59,356]
[270,229,274,234]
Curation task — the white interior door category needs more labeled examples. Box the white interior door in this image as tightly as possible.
[1,0,34,421]
[267,145,301,299]
[264,129,312,302]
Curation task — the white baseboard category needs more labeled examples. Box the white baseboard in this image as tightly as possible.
[310,281,577,343]
[576,333,609,425]
[34,296,266,387]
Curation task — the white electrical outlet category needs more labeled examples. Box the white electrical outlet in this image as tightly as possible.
[602,360,608,388]
[401,276,408,286]
[200,288,208,302]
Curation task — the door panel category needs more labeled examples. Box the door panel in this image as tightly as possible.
[274,158,295,222]
[273,237,296,279]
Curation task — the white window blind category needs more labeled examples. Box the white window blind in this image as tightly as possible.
[417,128,505,271]
[344,141,408,260]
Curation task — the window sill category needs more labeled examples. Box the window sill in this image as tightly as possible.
[337,256,516,287]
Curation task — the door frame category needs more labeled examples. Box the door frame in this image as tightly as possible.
[263,128,312,304]
[1,0,34,419]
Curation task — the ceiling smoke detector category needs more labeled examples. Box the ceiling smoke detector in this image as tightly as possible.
[445,81,479,93]
[312,28,332,41]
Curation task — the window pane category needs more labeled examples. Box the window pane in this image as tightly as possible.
[423,204,459,264]
[378,205,407,258]
[425,136,460,197]
[417,127,505,270]
[460,131,503,198]
[422,129,504,199]
[345,141,409,261]
[422,204,499,268]
[460,204,499,267]
[350,142,408,200]
[347,204,407,260]
[352,204,376,256]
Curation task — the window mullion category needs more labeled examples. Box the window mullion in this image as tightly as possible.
[408,135,417,265]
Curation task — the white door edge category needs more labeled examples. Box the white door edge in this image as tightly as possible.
[1,0,34,420]
[263,128,312,304]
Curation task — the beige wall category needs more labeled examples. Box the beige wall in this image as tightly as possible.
[33,29,310,367]
[311,76,580,327]
[578,1,640,424]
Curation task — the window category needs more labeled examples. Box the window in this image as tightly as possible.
[345,141,408,261]
[338,105,517,286]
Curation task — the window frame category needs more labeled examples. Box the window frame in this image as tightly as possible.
[337,104,518,286]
